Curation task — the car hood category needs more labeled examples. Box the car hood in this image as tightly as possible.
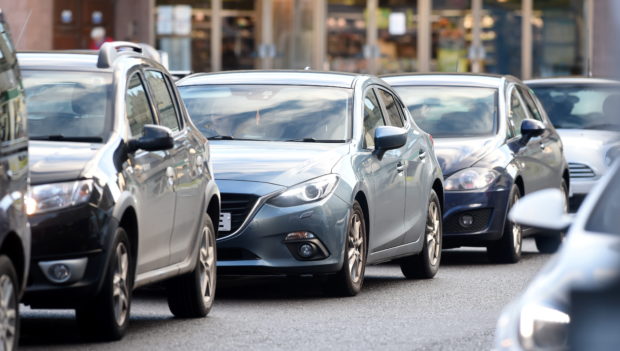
[29,141,100,185]
[210,141,349,187]
[558,129,620,168]
[432,137,497,176]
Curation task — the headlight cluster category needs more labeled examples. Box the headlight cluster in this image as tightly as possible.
[26,180,94,215]
[604,145,620,167]
[445,167,499,191]
[519,304,570,350]
[268,174,339,207]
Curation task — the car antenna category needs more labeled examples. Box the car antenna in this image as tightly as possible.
[15,10,33,48]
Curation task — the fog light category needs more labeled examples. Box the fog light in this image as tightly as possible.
[48,264,71,283]
[285,231,315,241]
[459,215,474,228]
[298,243,316,258]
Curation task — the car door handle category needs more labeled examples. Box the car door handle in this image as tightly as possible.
[418,150,426,159]
[166,166,176,187]
[396,162,405,173]
[540,143,546,150]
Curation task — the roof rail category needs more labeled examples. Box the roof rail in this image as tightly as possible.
[97,41,160,68]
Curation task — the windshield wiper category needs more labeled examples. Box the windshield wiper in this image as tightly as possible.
[30,135,103,143]
[207,135,235,140]
[285,138,346,143]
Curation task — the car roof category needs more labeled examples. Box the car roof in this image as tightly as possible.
[525,77,620,86]
[18,51,114,72]
[177,70,361,88]
[382,72,511,88]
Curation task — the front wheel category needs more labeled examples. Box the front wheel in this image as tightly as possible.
[487,185,522,264]
[400,190,442,279]
[325,201,367,297]
[167,215,217,318]
[0,255,19,351]
[76,228,133,341]
[535,180,568,254]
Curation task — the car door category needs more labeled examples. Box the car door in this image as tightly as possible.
[506,85,549,194]
[362,87,407,252]
[376,87,427,245]
[124,72,176,273]
[144,69,206,264]
[518,85,564,190]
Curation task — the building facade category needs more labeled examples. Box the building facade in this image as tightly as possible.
[0,0,615,79]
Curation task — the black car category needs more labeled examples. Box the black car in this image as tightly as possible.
[0,13,30,351]
[384,74,569,263]
[18,42,220,340]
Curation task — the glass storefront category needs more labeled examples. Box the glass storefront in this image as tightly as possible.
[154,0,590,79]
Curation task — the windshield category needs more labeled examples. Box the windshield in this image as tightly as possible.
[531,84,620,130]
[22,70,112,142]
[393,86,498,138]
[179,84,352,142]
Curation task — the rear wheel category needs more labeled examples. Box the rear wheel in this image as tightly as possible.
[400,190,442,279]
[167,215,217,318]
[0,255,19,351]
[487,185,522,264]
[535,180,568,254]
[326,201,366,297]
[76,228,132,341]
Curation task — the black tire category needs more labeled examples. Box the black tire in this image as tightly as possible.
[326,201,367,297]
[0,255,20,351]
[487,185,522,264]
[76,228,133,341]
[167,215,217,318]
[535,180,568,254]
[400,190,442,279]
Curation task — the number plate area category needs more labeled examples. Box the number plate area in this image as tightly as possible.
[219,212,231,232]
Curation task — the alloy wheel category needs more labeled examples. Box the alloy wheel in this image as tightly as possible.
[512,193,522,255]
[426,201,441,266]
[198,227,216,305]
[347,212,364,283]
[113,242,130,327]
[0,274,16,351]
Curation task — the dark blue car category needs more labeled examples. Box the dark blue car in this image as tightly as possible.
[384,74,569,263]
[178,71,444,296]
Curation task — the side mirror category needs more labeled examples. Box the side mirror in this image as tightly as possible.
[520,119,546,139]
[509,188,572,232]
[375,126,407,150]
[127,124,174,153]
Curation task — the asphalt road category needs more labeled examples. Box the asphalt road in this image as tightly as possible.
[19,239,549,351]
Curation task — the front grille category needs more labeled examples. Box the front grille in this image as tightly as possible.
[218,193,259,238]
[443,209,493,234]
[568,162,596,179]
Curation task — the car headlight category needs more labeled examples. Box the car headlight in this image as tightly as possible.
[605,145,620,167]
[445,167,500,191]
[268,174,339,207]
[26,180,94,215]
[519,304,570,350]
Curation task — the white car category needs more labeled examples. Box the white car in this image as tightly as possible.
[493,161,620,351]
[526,78,620,209]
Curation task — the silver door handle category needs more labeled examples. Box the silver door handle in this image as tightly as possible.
[540,143,546,150]
[166,166,175,186]
[418,150,426,159]
[396,162,405,173]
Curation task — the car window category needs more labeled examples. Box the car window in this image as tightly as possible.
[518,86,544,122]
[509,89,530,137]
[377,89,404,128]
[586,169,620,235]
[126,74,155,137]
[145,70,180,132]
[363,89,385,149]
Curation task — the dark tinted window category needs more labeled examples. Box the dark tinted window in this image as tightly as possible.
[531,84,620,130]
[363,89,385,149]
[586,169,620,235]
[509,89,529,137]
[145,70,180,132]
[126,74,155,137]
[22,70,111,141]
[395,85,497,138]
[518,86,544,122]
[377,89,404,127]
[179,85,351,142]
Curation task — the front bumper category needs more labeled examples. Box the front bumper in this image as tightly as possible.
[23,203,116,308]
[442,188,511,246]
[569,178,598,196]
[216,192,351,275]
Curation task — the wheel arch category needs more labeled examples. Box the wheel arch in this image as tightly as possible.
[118,206,138,266]
[354,191,370,246]
[514,175,525,196]
[0,232,25,289]
[432,179,444,212]
[206,194,220,237]
[562,168,570,191]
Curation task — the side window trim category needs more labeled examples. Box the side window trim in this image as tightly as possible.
[143,69,182,134]
[362,86,386,150]
[125,71,157,137]
[375,87,406,128]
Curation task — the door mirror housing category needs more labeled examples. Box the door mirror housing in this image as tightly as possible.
[374,126,407,159]
[509,188,573,232]
[520,119,546,139]
[127,124,174,153]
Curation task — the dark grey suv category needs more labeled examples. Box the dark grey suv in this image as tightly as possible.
[18,42,220,340]
[0,13,30,351]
